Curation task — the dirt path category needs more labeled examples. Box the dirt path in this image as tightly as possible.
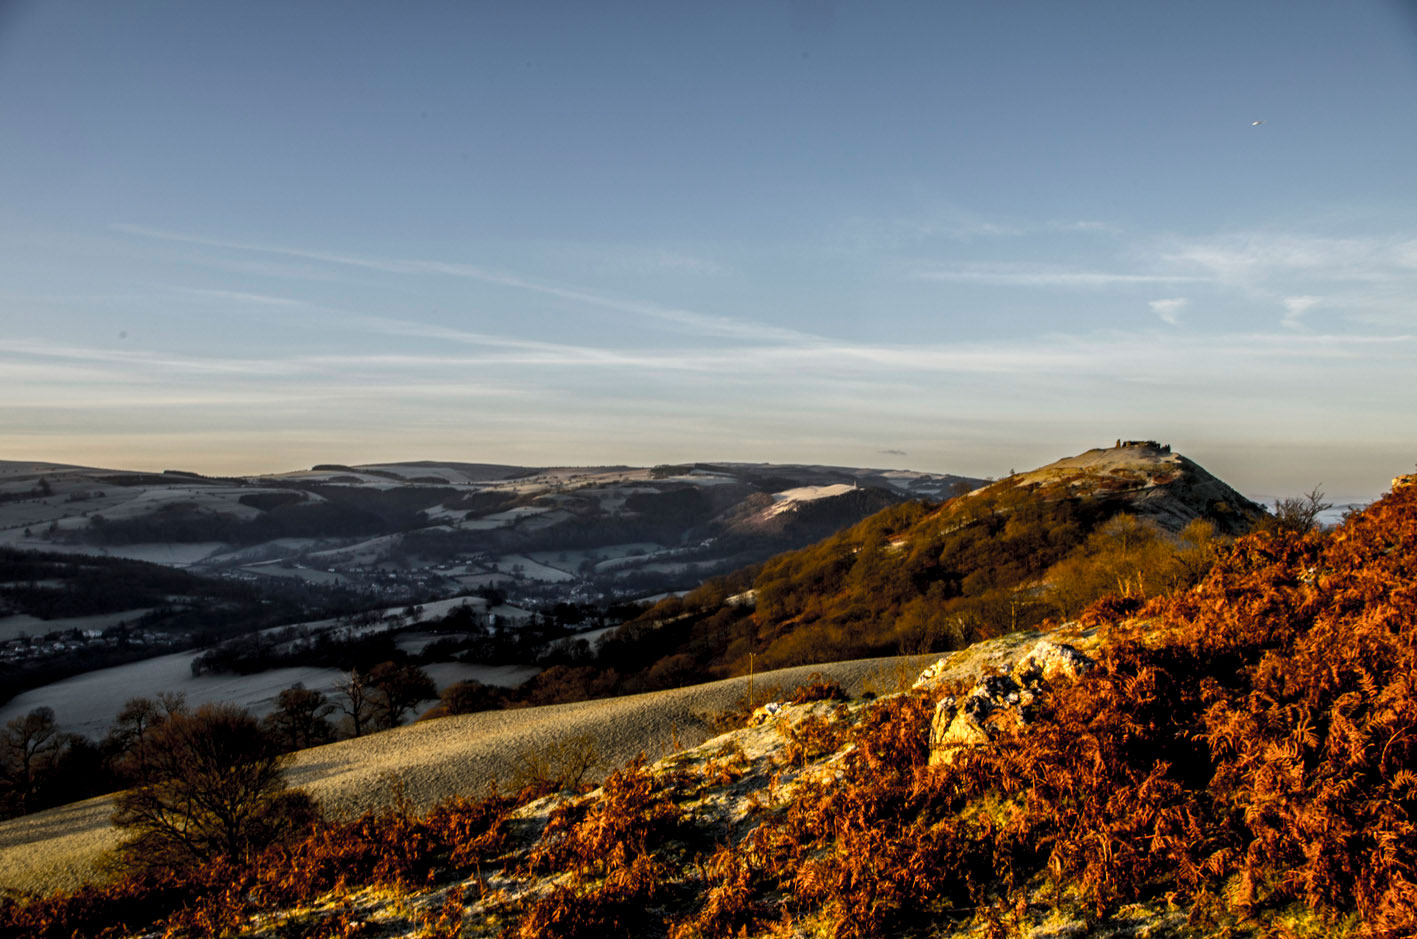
[0,655,926,896]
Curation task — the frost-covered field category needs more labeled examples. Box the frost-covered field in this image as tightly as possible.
[523,542,664,571]
[242,561,350,585]
[0,608,153,642]
[0,652,348,739]
[0,539,227,566]
[490,554,576,583]
[548,623,619,650]
[0,594,525,738]
[765,483,857,517]
[0,649,540,741]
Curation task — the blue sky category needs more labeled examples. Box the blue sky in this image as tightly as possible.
[2,1,1415,502]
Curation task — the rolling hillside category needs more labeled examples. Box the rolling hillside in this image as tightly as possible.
[4,469,1413,938]
[0,654,920,895]
[0,458,979,716]
[0,459,979,611]
[577,441,1266,692]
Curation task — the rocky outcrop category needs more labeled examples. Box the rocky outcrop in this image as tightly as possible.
[928,674,1031,764]
[1013,638,1094,685]
[927,639,1093,766]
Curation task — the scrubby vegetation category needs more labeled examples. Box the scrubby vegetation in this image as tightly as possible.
[0,792,515,938]
[684,479,1417,936]
[4,478,1413,937]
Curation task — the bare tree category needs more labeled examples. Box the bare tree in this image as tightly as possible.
[0,707,64,814]
[263,684,336,751]
[1270,486,1333,533]
[156,691,188,716]
[111,703,316,870]
[107,696,171,753]
[336,668,375,738]
[367,661,437,730]
[105,693,187,778]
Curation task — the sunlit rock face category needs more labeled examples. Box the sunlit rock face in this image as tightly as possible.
[927,639,1093,766]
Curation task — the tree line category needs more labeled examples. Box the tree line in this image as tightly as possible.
[0,660,435,820]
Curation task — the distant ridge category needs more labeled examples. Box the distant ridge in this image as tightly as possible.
[1004,440,1265,534]
[594,442,1267,690]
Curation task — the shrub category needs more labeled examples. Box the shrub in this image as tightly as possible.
[507,732,603,797]
[111,703,314,872]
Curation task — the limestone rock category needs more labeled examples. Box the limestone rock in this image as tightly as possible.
[749,701,784,726]
[1012,639,1093,686]
[931,705,990,763]
[929,643,1092,766]
[913,656,951,688]
[929,674,1031,765]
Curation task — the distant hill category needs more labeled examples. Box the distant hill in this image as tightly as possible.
[0,459,982,612]
[997,440,1263,535]
[586,442,1266,692]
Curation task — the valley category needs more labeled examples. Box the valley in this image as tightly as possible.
[0,442,1281,740]
[0,458,976,611]
[0,458,978,735]
[2,466,1412,938]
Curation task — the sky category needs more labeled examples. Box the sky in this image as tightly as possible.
[2,1,1415,503]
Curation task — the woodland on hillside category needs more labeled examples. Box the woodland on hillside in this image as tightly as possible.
[507,475,1250,707]
[4,477,1413,937]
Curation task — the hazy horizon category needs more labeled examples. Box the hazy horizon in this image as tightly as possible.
[4,440,1397,511]
[3,2,1414,506]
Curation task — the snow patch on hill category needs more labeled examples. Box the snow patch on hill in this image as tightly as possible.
[764,483,857,518]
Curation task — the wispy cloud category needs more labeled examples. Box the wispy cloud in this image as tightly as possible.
[1047,219,1119,234]
[114,224,800,344]
[173,287,310,307]
[0,338,298,376]
[11,319,1411,389]
[915,263,1201,288]
[1281,295,1321,329]
[1148,297,1188,325]
[554,244,729,276]
[1160,233,1417,285]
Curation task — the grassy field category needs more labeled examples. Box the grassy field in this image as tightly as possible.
[0,653,938,896]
